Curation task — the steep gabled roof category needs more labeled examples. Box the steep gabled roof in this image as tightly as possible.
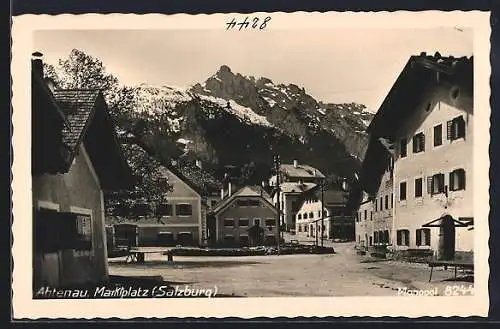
[368,52,473,139]
[120,140,222,198]
[52,89,100,153]
[360,52,472,197]
[51,89,133,190]
[212,185,276,215]
[171,159,223,196]
[323,189,349,205]
[279,182,318,194]
[280,164,325,179]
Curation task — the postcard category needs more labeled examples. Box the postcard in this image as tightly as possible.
[11,10,491,318]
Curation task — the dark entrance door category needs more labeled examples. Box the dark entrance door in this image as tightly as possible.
[438,215,456,260]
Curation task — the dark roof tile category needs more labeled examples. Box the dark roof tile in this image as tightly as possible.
[52,89,100,152]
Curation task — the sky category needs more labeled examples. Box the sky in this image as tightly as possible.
[34,28,473,112]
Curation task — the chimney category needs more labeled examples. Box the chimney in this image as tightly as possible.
[32,52,44,78]
[195,159,202,169]
[220,187,225,200]
[228,181,232,197]
[313,169,317,176]
[293,159,298,168]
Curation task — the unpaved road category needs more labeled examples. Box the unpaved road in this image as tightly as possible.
[108,242,473,297]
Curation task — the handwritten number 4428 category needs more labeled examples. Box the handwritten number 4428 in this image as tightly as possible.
[226,17,271,30]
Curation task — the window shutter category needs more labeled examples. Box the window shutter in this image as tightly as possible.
[427,176,433,194]
[425,229,431,246]
[449,171,455,191]
[397,231,402,245]
[459,169,466,190]
[458,116,466,138]
[447,120,453,140]
[412,136,417,153]
[420,133,425,151]
[405,231,410,246]
[416,229,422,246]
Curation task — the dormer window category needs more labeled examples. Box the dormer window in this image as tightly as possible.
[447,116,466,140]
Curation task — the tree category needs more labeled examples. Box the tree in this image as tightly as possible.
[46,49,172,219]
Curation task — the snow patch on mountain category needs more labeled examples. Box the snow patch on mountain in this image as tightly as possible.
[199,95,273,127]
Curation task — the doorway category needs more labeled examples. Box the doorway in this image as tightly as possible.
[438,215,456,260]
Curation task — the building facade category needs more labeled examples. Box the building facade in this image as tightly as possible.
[32,53,133,289]
[355,192,374,248]
[107,152,222,248]
[366,52,474,260]
[270,159,325,231]
[213,186,278,246]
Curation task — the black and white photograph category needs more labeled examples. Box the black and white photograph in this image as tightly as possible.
[11,11,490,318]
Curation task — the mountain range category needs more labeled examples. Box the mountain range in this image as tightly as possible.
[124,65,374,185]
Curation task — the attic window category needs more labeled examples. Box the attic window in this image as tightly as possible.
[425,102,432,112]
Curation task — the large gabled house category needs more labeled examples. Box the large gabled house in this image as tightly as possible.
[31,52,133,290]
[269,159,325,232]
[358,52,474,261]
[212,185,278,246]
[107,143,223,247]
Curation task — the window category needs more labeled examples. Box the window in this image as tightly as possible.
[224,219,234,227]
[374,231,379,244]
[415,178,423,198]
[223,235,236,244]
[304,225,308,232]
[304,213,308,219]
[176,204,192,216]
[380,197,383,209]
[385,195,389,209]
[248,200,260,207]
[318,210,321,217]
[434,124,443,146]
[254,219,261,227]
[297,214,302,220]
[74,213,92,250]
[370,211,373,221]
[309,212,314,218]
[156,203,173,216]
[239,218,249,227]
[400,138,407,158]
[239,235,249,244]
[384,230,390,244]
[447,115,466,140]
[391,193,393,208]
[298,225,302,232]
[428,173,445,195]
[374,199,378,212]
[388,156,394,172]
[237,200,249,207]
[416,228,431,246]
[364,210,367,221]
[265,219,275,227]
[369,236,373,246]
[34,209,92,252]
[396,229,410,246]
[412,132,425,153]
[450,169,466,191]
[399,182,407,201]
